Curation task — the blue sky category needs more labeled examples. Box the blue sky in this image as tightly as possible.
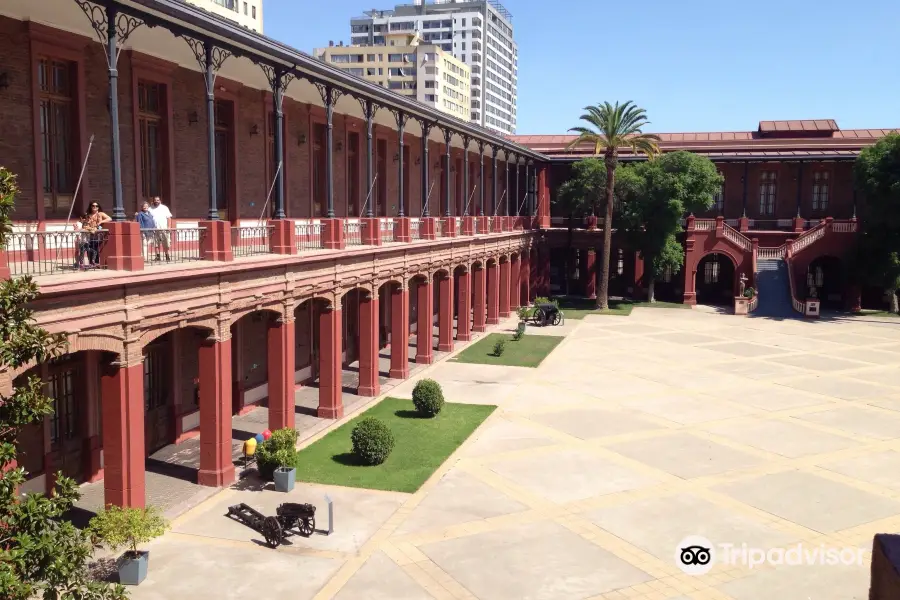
[264,0,900,135]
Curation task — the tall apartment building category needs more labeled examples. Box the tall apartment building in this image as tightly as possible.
[185,0,263,32]
[315,32,471,121]
[350,0,517,134]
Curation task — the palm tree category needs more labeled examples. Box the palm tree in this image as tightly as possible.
[567,101,660,310]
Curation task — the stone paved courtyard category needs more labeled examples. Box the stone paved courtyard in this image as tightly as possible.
[122,308,900,599]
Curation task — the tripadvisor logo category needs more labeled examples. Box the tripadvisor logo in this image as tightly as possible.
[675,535,867,575]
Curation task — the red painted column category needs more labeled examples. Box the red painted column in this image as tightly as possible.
[101,359,145,507]
[358,293,380,397]
[389,284,410,379]
[585,249,597,300]
[510,259,520,311]
[473,265,487,333]
[522,251,532,305]
[499,260,511,318]
[438,273,454,352]
[198,337,236,487]
[267,315,296,431]
[83,351,103,482]
[487,262,500,325]
[318,304,344,418]
[416,278,434,364]
[633,252,645,300]
[457,269,472,341]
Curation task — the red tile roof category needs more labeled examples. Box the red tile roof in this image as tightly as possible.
[510,121,898,160]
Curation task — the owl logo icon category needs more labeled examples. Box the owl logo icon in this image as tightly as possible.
[675,536,715,575]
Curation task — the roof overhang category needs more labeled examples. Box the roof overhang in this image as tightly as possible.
[106,0,545,161]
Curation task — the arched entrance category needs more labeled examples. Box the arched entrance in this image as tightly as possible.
[14,350,117,493]
[230,310,280,418]
[294,298,329,385]
[807,256,843,310]
[696,253,735,306]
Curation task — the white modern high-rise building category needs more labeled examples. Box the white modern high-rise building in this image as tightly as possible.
[185,0,263,33]
[350,0,517,134]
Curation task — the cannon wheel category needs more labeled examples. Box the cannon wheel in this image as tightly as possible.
[299,515,315,537]
[552,312,562,326]
[531,308,545,326]
[262,516,284,548]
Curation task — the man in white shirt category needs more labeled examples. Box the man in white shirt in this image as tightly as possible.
[148,196,173,261]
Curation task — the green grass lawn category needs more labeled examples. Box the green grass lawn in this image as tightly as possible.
[855,309,899,318]
[292,398,495,493]
[451,332,564,367]
[551,298,690,319]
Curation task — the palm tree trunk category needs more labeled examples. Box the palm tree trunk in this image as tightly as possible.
[648,278,656,303]
[890,288,899,314]
[598,158,616,310]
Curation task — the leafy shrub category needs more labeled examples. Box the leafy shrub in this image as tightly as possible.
[257,427,299,480]
[532,296,559,308]
[743,287,755,298]
[516,306,529,321]
[513,323,525,341]
[351,417,395,465]
[412,378,445,417]
[493,339,506,356]
[89,505,168,556]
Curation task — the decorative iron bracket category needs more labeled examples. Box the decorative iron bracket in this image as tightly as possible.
[74,1,147,69]
[391,108,409,131]
[259,63,296,111]
[441,127,454,146]
[417,118,436,139]
[314,82,344,109]
[357,97,381,125]
[181,35,232,94]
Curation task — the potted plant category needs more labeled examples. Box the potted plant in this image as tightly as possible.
[743,287,755,298]
[272,448,297,492]
[89,505,168,586]
[256,428,299,490]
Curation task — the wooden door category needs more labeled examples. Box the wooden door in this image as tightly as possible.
[143,343,172,454]
[47,359,83,482]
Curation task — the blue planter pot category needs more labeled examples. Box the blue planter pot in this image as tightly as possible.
[274,466,296,492]
[118,551,149,585]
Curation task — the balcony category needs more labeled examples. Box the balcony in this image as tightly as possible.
[1,217,532,288]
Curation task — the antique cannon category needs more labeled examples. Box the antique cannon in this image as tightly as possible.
[531,303,563,327]
[226,502,316,548]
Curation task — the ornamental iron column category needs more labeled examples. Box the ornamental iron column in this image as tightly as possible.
[505,150,511,217]
[528,160,536,216]
[358,98,379,217]
[393,110,409,217]
[462,135,471,216]
[76,1,145,221]
[314,83,343,218]
[442,128,453,217]
[259,65,295,218]
[477,141,486,216]
[515,157,522,215]
[741,161,749,217]
[491,146,499,217]
[181,37,232,220]
[795,161,804,217]
[418,119,435,217]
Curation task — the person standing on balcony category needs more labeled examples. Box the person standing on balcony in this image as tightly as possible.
[136,201,156,258]
[148,196,172,261]
[75,202,111,268]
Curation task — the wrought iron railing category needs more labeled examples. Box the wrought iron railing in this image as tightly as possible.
[295,220,323,251]
[832,221,857,233]
[380,218,395,243]
[230,225,273,258]
[5,229,109,276]
[409,218,421,240]
[455,216,463,234]
[143,227,205,265]
[344,219,363,246]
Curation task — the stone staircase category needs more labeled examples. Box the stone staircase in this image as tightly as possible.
[754,258,796,318]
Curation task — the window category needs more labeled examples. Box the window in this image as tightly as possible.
[38,57,76,219]
[347,68,364,76]
[137,81,164,200]
[758,171,776,215]
[331,54,350,63]
[704,259,720,284]
[387,54,403,62]
[425,94,436,102]
[424,80,436,88]
[251,5,256,18]
[366,54,376,61]
[214,100,232,218]
[367,68,377,76]
[812,171,829,212]
[713,182,724,213]
[243,2,247,15]
[616,249,624,276]
[48,365,78,448]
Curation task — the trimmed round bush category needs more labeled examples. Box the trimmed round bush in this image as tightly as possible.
[351,417,395,465]
[256,427,299,480]
[412,378,445,417]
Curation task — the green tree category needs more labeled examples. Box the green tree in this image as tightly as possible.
[619,152,723,302]
[854,133,900,313]
[0,167,126,600]
[567,101,660,309]
[554,159,606,294]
